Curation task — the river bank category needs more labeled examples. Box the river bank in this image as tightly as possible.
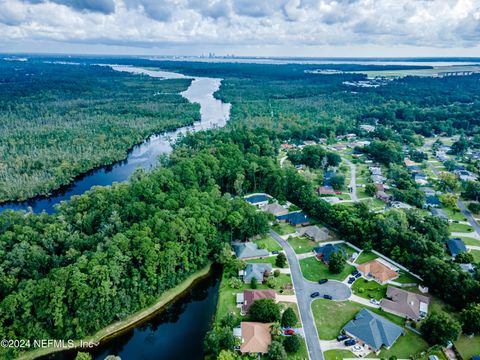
[18,263,214,360]
[0,64,230,214]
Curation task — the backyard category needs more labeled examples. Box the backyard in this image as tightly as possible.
[299,256,354,282]
[272,222,297,235]
[351,278,387,300]
[378,329,429,359]
[254,235,282,252]
[354,251,378,264]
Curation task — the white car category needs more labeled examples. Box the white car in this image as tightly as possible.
[370,299,380,305]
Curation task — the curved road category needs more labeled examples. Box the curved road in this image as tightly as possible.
[269,230,351,360]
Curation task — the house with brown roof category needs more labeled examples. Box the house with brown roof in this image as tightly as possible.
[317,186,336,195]
[235,322,272,354]
[380,286,430,321]
[358,259,399,285]
[240,289,277,315]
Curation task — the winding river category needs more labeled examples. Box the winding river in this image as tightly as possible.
[1,65,230,358]
[0,65,231,213]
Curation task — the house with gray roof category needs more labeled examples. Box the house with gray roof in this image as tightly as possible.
[261,202,288,216]
[380,286,430,321]
[296,225,329,242]
[233,242,269,259]
[447,238,467,258]
[342,309,404,352]
[430,208,448,221]
[241,263,273,284]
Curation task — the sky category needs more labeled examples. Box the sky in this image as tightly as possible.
[0,0,480,57]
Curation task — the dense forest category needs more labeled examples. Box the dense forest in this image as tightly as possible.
[1,58,480,358]
[0,60,198,202]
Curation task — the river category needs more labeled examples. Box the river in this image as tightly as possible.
[44,266,221,360]
[0,65,231,214]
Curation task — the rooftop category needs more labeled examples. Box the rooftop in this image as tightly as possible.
[447,238,467,257]
[239,322,272,354]
[380,286,430,320]
[233,242,269,259]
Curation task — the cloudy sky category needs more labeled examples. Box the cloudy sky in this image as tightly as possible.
[1,0,480,57]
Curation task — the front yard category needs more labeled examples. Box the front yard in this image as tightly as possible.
[299,257,354,282]
[272,222,297,235]
[378,329,429,359]
[254,235,282,252]
[448,222,474,233]
[323,350,357,360]
[311,300,405,340]
[288,236,317,254]
[351,278,387,300]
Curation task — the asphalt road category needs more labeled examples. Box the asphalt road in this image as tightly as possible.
[269,230,351,360]
[344,159,359,202]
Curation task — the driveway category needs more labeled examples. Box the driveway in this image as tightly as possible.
[269,230,352,360]
[457,199,480,234]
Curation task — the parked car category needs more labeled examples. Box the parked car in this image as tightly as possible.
[336,334,348,342]
[318,279,329,284]
[335,191,342,195]
[323,294,333,300]
[351,269,359,276]
[284,329,295,336]
[354,273,361,278]
[348,277,356,284]
[310,292,320,298]
[272,251,279,255]
[370,299,380,305]
[344,339,356,346]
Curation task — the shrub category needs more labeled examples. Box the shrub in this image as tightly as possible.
[283,334,301,353]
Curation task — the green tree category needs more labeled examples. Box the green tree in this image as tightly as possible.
[281,307,298,328]
[461,303,480,335]
[249,299,281,323]
[283,334,301,353]
[330,175,345,190]
[463,181,480,201]
[328,252,346,274]
[437,172,458,192]
[421,313,461,346]
[268,341,287,360]
[229,277,242,289]
[266,277,278,289]
[204,326,237,357]
[250,277,258,289]
[275,253,287,268]
[365,183,377,197]
[455,252,474,264]
[217,349,240,360]
[75,353,93,360]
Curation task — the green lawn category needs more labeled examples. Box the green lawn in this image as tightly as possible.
[355,251,378,264]
[378,330,429,358]
[311,300,405,340]
[288,236,317,254]
[461,237,480,246]
[448,222,474,233]
[272,222,297,235]
[299,257,354,282]
[351,278,387,300]
[455,334,480,360]
[254,235,282,252]
[323,350,357,360]
[338,243,358,258]
[470,250,480,262]
[396,271,419,284]
[246,256,287,268]
[443,207,467,221]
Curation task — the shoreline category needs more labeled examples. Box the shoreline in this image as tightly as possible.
[18,262,213,360]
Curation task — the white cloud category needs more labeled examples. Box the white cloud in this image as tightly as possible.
[0,0,479,55]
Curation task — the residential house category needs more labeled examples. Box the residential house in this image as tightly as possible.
[233,242,270,259]
[297,225,330,242]
[245,194,271,207]
[317,186,336,196]
[240,289,276,315]
[357,259,399,285]
[323,171,336,186]
[407,165,422,173]
[359,124,376,132]
[447,238,467,258]
[261,202,288,217]
[413,173,428,186]
[241,263,272,284]
[276,212,310,227]
[424,196,441,208]
[376,191,391,203]
[235,322,272,354]
[342,309,404,353]
[380,286,430,321]
[459,263,476,274]
[313,244,345,263]
[369,166,382,176]
[390,201,412,209]
[371,175,386,184]
[420,187,436,196]
[455,170,478,182]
